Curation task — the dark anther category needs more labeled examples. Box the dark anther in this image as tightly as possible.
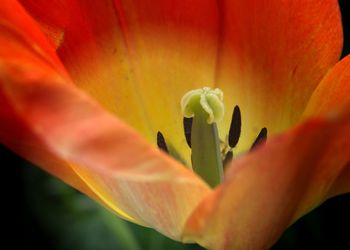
[228,105,241,148]
[223,151,233,168]
[183,117,193,148]
[157,131,168,153]
[250,127,268,150]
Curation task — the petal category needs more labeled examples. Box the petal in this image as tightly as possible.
[215,0,343,152]
[0,0,67,75]
[20,0,221,163]
[0,0,211,239]
[303,54,350,197]
[328,162,350,197]
[0,0,100,205]
[183,108,350,249]
[304,54,350,116]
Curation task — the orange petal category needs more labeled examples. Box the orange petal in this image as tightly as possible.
[328,162,350,197]
[0,0,97,200]
[20,0,221,163]
[304,54,350,116]
[0,0,211,238]
[183,108,350,249]
[303,54,350,197]
[215,0,343,152]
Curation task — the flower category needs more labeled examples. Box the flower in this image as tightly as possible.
[0,0,349,249]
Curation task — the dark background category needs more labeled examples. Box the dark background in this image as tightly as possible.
[2,1,350,249]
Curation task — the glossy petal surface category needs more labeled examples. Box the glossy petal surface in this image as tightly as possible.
[304,54,350,116]
[20,0,343,156]
[0,0,211,238]
[20,0,220,163]
[215,0,343,152]
[304,54,350,197]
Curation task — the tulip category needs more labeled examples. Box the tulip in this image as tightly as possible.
[0,0,349,249]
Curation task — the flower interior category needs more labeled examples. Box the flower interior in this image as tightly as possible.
[157,87,268,187]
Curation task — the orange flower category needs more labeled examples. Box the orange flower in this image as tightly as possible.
[0,0,349,249]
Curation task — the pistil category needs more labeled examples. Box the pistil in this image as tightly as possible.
[181,87,224,187]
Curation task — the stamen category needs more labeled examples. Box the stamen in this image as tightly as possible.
[228,105,241,148]
[223,150,233,168]
[250,127,268,150]
[157,131,168,153]
[183,117,193,148]
[178,86,269,185]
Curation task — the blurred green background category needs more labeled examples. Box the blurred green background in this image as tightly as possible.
[2,1,350,249]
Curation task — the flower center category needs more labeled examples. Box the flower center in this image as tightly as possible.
[157,87,268,187]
